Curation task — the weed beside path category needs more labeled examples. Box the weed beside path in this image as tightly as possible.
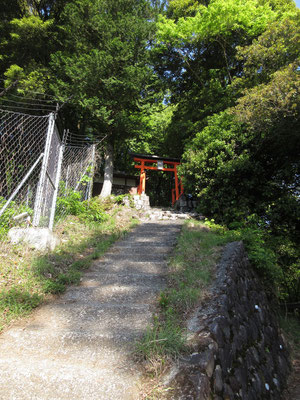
[0,204,139,332]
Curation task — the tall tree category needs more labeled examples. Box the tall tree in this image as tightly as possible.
[152,0,297,156]
[178,9,300,301]
[0,0,70,100]
[49,0,156,196]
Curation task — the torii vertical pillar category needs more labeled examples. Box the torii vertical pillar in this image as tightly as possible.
[138,161,146,194]
[174,164,179,201]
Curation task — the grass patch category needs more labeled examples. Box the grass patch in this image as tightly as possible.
[0,288,41,327]
[136,315,185,360]
[0,204,140,332]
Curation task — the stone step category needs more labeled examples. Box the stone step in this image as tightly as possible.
[0,355,140,400]
[28,301,153,331]
[110,245,172,254]
[101,253,167,263]
[80,271,167,286]
[105,244,172,257]
[0,303,153,355]
[123,234,179,243]
[62,282,165,304]
[117,236,177,244]
[1,325,145,359]
[127,226,182,234]
[114,240,177,248]
[126,223,182,233]
[91,260,166,275]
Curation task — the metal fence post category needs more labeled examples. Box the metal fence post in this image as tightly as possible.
[48,142,65,231]
[32,113,55,227]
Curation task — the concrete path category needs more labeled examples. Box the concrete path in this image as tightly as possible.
[0,221,182,400]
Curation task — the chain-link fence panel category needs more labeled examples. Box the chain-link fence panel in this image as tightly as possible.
[0,108,97,235]
[54,144,96,223]
[0,109,50,235]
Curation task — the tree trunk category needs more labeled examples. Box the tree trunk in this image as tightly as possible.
[99,142,114,198]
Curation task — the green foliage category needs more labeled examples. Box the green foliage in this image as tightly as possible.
[280,314,300,354]
[128,101,177,156]
[113,194,134,207]
[39,257,88,294]
[177,12,300,303]
[57,270,81,285]
[1,15,55,92]
[81,197,108,223]
[3,64,24,81]
[0,197,32,239]
[42,280,66,294]
[136,315,186,359]
[49,0,155,141]
[55,186,108,223]
[204,218,299,302]
[234,16,300,88]
[0,287,41,329]
[56,187,85,216]
[233,61,300,132]
[157,0,278,45]
[180,111,254,221]
[233,225,281,283]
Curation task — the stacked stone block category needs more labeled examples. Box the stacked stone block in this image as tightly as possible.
[132,194,150,210]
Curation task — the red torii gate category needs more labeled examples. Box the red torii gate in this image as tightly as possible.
[131,153,184,205]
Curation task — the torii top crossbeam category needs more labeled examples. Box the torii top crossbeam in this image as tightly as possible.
[130,153,183,205]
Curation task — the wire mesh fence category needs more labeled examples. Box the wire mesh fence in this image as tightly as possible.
[55,143,96,223]
[0,109,49,235]
[0,109,97,237]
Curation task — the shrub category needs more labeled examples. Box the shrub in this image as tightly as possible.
[55,188,85,217]
[80,197,108,223]
[0,197,32,238]
[205,218,296,302]
[55,187,107,224]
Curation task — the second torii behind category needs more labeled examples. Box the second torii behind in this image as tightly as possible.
[131,153,184,206]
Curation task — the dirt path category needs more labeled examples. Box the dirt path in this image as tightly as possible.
[0,221,182,400]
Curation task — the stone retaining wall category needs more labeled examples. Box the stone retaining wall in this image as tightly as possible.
[165,241,291,399]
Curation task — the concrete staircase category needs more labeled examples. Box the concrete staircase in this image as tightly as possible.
[0,221,182,400]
